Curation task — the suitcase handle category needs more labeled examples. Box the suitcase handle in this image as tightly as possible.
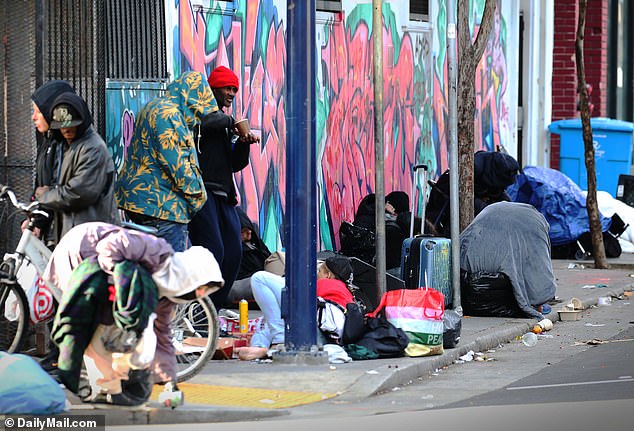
[410,164,429,238]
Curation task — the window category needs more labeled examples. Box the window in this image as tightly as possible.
[105,0,168,80]
[410,0,430,22]
[317,0,342,13]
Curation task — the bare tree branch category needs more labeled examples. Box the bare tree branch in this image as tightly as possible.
[575,0,608,268]
[473,0,497,62]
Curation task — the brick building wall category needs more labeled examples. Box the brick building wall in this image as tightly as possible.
[550,0,608,169]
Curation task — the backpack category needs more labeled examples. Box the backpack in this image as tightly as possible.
[317,297,346,344]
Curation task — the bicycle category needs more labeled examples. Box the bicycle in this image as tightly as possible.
[0,184,218,382]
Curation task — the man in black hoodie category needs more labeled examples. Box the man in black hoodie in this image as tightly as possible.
[36,92,119,244]
[189,66,259,309]
[26,80,76,244]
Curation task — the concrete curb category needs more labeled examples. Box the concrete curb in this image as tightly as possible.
[338,321,533,401]
[64,404,289,425]
[340,285,632,401]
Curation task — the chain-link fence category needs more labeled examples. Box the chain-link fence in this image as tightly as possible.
[0,1,38,255]
[0,0,106,256]
[1,0,167,256]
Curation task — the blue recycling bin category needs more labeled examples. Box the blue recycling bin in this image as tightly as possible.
[549,117,634,195]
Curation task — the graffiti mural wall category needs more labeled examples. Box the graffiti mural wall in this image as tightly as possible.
[106,81,166,173]
[105,0,513,253]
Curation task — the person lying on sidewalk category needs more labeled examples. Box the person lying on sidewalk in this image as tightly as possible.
[234,256,354,360]
[41,222,224,406]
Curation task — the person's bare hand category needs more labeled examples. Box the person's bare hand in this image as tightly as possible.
[20,219,41,238]
[34,185,49,199]
[385,202,397,215]
[238,131,260,144]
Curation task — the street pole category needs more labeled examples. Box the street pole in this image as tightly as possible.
[279,0,324,362]
[373,0,386,304]
[446,0,462,314]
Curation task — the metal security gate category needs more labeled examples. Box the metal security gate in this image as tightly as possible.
[0,0,105,255]
[0,0,166,255]
[0,1,38,255]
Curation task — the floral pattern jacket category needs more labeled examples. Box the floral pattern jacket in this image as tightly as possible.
[115,71,218,223]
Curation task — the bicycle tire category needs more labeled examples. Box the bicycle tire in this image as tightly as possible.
[0,281,29,353]
[172,296,218,382]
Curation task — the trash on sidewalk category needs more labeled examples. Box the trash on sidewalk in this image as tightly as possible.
[573,337,634,346]
[521,332,538,347]
[581,283,608,289]
[566,297,584,310]
[158,382,183,409]
[568,263,585,269]
[457,350,474,362]
[558,297,584,320]
[558,309,582,321]
[597,296,612,306]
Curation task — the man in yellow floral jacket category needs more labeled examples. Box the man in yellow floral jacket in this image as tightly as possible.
[115,71,217,252]
[115,71,217,389]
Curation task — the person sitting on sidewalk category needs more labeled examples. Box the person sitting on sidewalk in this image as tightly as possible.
[41,222,224,405]
[234,256,354,360]
[459,201,557,320]
[223,207,271,308]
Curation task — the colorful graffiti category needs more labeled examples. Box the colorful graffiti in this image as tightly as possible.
[105,81,165,172]
[169,0,436,252]
[105,0,510,254]
[433,0,510,163]
[317,5,434,249]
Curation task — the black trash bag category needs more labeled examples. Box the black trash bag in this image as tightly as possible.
[351,314,408,358]
[460,270,526,318]
[443,309,462,349]
[339,221,376,264]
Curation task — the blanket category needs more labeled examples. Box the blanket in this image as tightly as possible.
[459,202,557,319]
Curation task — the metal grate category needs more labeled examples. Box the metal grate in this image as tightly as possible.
[105,0,168,81]
[46,0,106,138]
[0,0,38,255]
[0,1,167,256]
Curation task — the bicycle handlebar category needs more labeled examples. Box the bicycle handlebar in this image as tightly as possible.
[0,184,49,219]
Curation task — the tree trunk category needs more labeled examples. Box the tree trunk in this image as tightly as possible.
[456,0,496,231]
[575,0,609,269]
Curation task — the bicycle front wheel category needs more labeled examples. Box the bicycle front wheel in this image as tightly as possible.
[172,296,218,382]
[0,281,29,353]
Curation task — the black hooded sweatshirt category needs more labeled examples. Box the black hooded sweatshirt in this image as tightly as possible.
[30,80,75,191]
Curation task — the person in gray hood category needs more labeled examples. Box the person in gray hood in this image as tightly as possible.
[36,92,119,243]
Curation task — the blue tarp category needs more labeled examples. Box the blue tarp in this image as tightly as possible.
[506,166,611,246]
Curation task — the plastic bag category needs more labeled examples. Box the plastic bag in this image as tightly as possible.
[443,309,462,349]
[0,352,66,414]
[16,259,55,323]
[338,221,376,264]
[461,271,525,317]
[317,297,346,343]
[370,288,444,357]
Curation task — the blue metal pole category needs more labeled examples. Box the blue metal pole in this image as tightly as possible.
[282,0,317,351]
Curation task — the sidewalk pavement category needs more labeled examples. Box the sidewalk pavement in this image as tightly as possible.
[64,255,634,425]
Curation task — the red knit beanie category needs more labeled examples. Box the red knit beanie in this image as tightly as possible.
[207,66,239,90]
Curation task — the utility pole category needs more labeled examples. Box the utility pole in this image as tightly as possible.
[373,0,386,304]
[279,0,324,362]
[446,0,462,314]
